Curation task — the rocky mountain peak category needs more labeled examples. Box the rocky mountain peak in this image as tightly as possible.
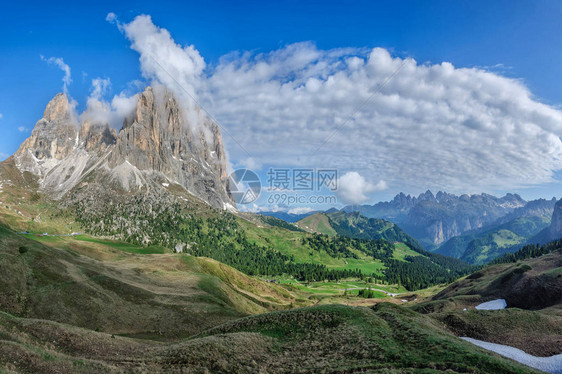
[500,193,526,207]
[418,190,436,201]
[435,191,456,203]
[107,86,230,207]
[10,87,233,209]
[14,93,78,174]
[393,192,410,202]
[43,93,72,122]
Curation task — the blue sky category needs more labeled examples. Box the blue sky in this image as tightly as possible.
[0,0,560,209]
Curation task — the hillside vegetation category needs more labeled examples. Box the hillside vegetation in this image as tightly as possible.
[327,210,424,249]
[296,212,337,236]
[56,184,472,290]
[412,241,562,358]
[418,253,561,316]
[436,216,551,264]
[0,303,539,373]
[0,210,547,373]
[0,224,306,340]
[429,242,562,311]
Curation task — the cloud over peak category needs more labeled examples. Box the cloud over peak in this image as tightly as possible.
[41,56,72,94]
[80,77,138,129]
[110,14,205,102]
[109,14,562,196]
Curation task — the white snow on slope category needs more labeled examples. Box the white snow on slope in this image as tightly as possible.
[475,299,507,310]
[461,337,562,373]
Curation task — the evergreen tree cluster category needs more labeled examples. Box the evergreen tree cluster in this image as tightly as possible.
[357,288,378,298]
[71,191,474,290]
[72,194,360,282]
[259,215,305,232]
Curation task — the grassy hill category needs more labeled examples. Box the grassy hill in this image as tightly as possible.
[413,241,562,358]
[419,243,562,312]
[296,210,424,251]
[0,224,307,340]
[0,210,543,373]
[296,212,337,235]
[0,303,539,373]
[0,162,554,372]
[315,210,424,250]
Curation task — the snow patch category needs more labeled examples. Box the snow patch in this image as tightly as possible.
[475,299,507,310]
[461,337,562,373]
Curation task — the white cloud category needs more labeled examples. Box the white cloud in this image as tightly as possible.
[238,203,294,213]
[41,55,72,94]
[337,172,387,204]
[237,203,264,213]
[109,13,206,130]
[80,77,138,129]
[288,206,315,215]
[105,12,117,24]
[237,157,262,171]
[113,15,562,194]
[0,113,3,119]
[17,126,28,132]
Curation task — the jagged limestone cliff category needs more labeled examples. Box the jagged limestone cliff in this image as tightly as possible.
[13,87,232,209]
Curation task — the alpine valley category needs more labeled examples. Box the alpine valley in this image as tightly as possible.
[1,89,561,373]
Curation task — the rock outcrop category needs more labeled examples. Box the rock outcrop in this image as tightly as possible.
[549,199,562,238]
[546,199,562,241]
[524,199,562,245]
[12,88,233,209]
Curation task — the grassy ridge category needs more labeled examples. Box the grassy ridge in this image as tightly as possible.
[30,234,169,254]
[0,223,307,340]
[326,210,424,250]
[416,242,562,315]
[0,303,539,373]
[296,212,337,235]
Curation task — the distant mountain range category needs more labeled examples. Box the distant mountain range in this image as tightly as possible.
[435,198,557,263]
[343,190,528,248]
[261,191,561,264]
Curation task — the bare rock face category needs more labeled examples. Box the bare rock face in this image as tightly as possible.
[549,199,562,239]
[79,121,117,154]
[11,88,233,209]
[14,93,78,174]
[108,87,231,208]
